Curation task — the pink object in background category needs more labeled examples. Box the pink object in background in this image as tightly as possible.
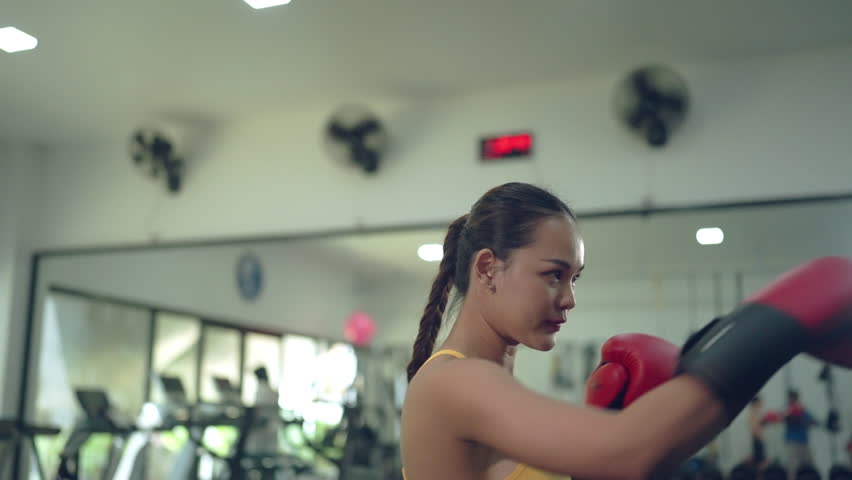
[344,311,376,347]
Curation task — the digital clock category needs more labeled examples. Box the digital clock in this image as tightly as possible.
[480,132,533,161]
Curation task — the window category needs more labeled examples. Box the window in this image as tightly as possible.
[199,326,242,404]
[33,293,148,477]
[242,332,282,406]
[150,312,201,404]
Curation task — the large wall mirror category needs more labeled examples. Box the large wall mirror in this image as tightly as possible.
[11,197,852,479]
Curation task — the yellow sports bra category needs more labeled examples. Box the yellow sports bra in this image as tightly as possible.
[402,349,568,480]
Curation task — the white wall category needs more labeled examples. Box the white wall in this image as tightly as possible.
[0,145,42,417]
[29,45,852,250]
[35,242,365,341]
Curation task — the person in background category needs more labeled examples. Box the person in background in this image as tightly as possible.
[846,435,851,469]
[244,366,282,456]
[748,396,769,471]
[782,390,818,478]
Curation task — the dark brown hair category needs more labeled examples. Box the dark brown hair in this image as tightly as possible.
[406,182,575,381]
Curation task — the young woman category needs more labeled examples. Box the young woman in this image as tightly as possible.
[399,182,852,480]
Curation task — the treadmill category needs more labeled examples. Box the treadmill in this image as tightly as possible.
[0,418,61,479]
[56,389,134,480]
[165,376,245,479]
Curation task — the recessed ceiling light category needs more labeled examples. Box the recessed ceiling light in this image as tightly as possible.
[243,0,292,9]
[696,227,724,245]
[0,27,38,53]
[417,244,443,262]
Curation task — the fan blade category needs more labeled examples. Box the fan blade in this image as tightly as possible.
[150,136,173,158]
[627,108,647,129]
[327,121,351,141]
[645,115,668,147]
[351,119,380,138]
[659,93,686,113]
[631,70,655,97]
[352,144,380,174]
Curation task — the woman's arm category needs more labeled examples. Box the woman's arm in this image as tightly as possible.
[423,358,725,480]
[615,375,727,478]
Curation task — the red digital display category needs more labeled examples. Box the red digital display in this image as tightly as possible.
[480,132,533,160]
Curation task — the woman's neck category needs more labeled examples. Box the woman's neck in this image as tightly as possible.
[439,302,518,373]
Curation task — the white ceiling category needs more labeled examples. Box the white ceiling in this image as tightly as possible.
[3,0,852,144]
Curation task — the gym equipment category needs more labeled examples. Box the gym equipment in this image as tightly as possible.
[796,464,822,480]
[225,373,329,480]
[728,462,757,480]
[334,346,407,480]
[56,389,135,480]
[163,375,316,480]
[283,346,405,480]
[763,463,789,480]
[818,365,844,464]
[0,418,61,479]
[161,376,244,479]
[817,366,852,480]
[111,376,201,480]
[672,456,723,480]
[829,465,852,480]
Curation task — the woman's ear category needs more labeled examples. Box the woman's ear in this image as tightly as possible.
[472,248,497,288]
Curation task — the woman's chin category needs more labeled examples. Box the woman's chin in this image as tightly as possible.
[525,334,557,352]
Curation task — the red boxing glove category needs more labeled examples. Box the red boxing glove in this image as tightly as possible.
[743,256,852,367]
[762,411,782,424]
[787,404,805,418]
[585,333,679,409]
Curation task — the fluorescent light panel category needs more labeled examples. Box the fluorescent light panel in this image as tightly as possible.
[696,227,724,245]
[418,244,443,262]
[0,27,38,53]
[243,0,291,9]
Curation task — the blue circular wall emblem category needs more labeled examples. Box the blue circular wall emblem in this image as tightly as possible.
[236,252,263,301]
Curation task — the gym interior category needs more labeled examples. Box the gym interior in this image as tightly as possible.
[2,2,852,479]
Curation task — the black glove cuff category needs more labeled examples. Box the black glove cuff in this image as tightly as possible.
[675,303,807,420]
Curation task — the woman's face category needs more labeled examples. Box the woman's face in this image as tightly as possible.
[483,215,585,351]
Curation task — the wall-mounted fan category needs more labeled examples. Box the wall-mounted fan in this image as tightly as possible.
[324,105,388,174]
[128,128,184,193]
[614,64,690,147]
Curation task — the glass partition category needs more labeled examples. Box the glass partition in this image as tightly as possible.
[32,292,149,478]
[199,325,242,404]
[242,332,283,406]
[18,197,852,478]
[150,312,202,404]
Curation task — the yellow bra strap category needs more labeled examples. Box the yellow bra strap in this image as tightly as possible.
[421,348,466,369]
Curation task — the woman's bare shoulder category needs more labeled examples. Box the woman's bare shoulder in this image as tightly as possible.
[403,354,622,477]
